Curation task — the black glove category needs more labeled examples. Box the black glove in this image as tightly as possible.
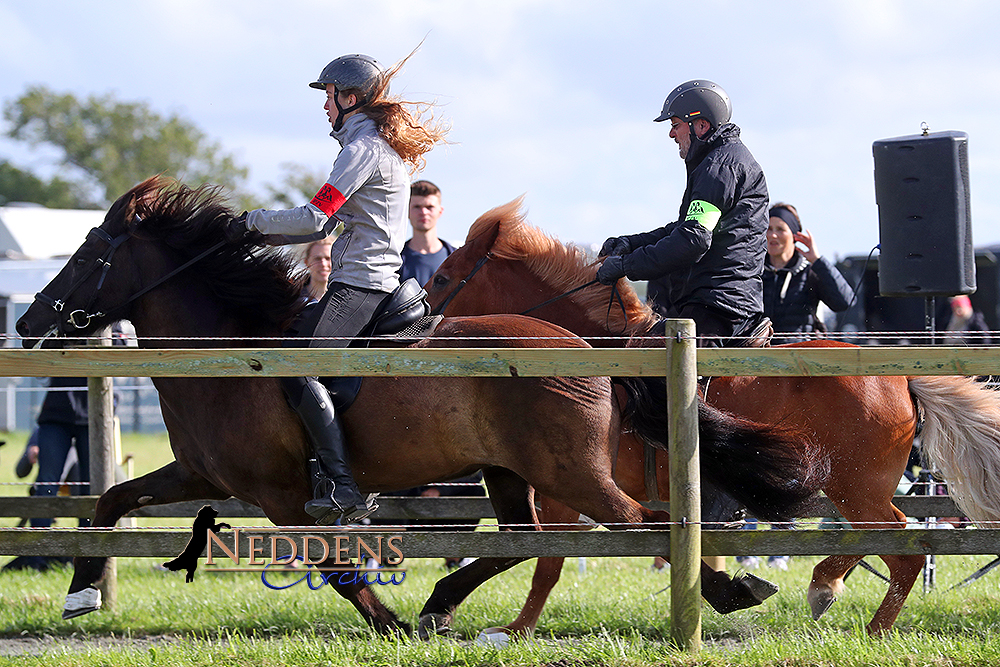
[599,236,631,258]
[224,212,264,245]
[596,255,627,285]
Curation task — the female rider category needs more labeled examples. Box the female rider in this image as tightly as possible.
[227,53,447,525]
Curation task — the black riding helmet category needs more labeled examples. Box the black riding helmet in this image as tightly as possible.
[654,79,732,130]
[310,54,385,131]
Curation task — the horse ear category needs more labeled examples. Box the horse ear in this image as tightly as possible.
[104,176,163,228]
[466,196,525,251]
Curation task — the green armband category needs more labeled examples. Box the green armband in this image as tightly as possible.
[685,200,722,232]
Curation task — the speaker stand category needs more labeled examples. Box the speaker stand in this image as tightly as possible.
[923,296,937,592]
[924,296,936,343]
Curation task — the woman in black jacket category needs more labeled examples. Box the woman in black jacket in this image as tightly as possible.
[764,203,854,344]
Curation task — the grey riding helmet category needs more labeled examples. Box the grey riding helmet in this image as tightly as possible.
[311,54,385,129]
[654,80,732,129]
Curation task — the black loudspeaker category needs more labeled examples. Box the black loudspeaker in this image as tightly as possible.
[873,130,975,297]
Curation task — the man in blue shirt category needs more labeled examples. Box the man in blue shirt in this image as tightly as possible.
[399,180,455,287]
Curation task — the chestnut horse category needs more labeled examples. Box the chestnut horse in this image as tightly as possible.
[16,178,826,637]
[425,199,1000,637]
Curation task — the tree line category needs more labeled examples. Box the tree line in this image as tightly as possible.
[0,85,323,212]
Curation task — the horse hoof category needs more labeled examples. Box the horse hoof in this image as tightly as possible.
[475,627,511,647]
[63,586,102,620]
[736,571,779,603]
[705,572,780,615]
[808,588,837,620]
[417,613,452,640]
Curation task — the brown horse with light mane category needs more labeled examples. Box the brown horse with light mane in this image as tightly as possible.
[425,199,1000,637]
[15,178,827,638]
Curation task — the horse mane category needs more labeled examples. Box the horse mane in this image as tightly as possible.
[112,176,306,333]
[466,199,656,335]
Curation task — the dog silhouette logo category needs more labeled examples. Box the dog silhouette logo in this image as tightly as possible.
[162,505,231,583]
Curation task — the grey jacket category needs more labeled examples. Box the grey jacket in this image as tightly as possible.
[247,114,410,292]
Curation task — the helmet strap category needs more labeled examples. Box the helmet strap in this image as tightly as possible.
[686,119,712,158]
[332,89,366,132]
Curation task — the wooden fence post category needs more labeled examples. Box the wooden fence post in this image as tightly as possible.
[667,319,700,652]
[88,326,117,610]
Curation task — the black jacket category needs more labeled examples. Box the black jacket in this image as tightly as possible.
[621,123,768,321]
[763,251,854,343]
[36,325,128,426]
[37,377,90,426]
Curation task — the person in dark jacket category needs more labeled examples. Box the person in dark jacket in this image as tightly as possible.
[764,202,854,344]
[598,80,768,347]
[32,377,91,531]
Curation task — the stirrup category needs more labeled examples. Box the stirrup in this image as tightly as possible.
[304,494,378,526]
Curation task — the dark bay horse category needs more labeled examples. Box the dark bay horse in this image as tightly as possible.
[424,199,1000,637]
[16,177,826,637]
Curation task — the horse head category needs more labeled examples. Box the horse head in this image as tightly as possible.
[14,179,161,348]
[16,176,304,348]
[426,199,654,337]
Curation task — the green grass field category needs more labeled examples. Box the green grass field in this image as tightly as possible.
[3,431,1000,665]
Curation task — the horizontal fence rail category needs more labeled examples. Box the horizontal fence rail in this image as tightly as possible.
[2,527,997,559]
[1,345,999,378]
[0,495,966,521]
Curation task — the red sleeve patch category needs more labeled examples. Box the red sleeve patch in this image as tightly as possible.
[309,183,346,217]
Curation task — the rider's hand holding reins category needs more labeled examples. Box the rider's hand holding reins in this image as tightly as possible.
[599,236,631,258]
[224,212,265,246]
[596,255,627,285]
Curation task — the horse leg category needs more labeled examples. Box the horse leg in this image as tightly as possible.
[256,500,410,636]
[851,503,922,636]
[488,495,592,640]
[865,550,924,635]
[809,494,920,636]
[417,467,538,640]
[534,471,779,615]
[64,461,229,619]
[807,554,864,621]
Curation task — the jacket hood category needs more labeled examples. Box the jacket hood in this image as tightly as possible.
[765,250,808,275]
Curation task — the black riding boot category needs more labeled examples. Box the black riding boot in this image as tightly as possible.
[284,377,377,525]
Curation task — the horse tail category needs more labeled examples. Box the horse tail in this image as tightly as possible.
[616,376,829,522]
[908,375,1000,523]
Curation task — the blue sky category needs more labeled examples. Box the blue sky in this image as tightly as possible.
[1,0,998,260]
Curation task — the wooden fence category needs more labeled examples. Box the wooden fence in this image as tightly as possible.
[2,332,1000,651]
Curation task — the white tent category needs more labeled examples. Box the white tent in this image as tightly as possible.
[0,205,106,259]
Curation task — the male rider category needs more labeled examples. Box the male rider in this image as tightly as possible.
[597,80,768,347]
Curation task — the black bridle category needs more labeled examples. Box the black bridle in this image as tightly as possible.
[429,252,494,316]
[33,224,225,337]
[429,250,626,333]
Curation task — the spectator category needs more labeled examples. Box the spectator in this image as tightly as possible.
[300,237,334,302]
[3,324,132,573]
[736,202,855,571]
[763,202,854,344]
[2,378,91,572]
[400,180,455,287]
[943,295,992,346]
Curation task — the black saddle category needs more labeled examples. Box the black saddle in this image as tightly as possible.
[360,278,441,338]
[322,278,443,411]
